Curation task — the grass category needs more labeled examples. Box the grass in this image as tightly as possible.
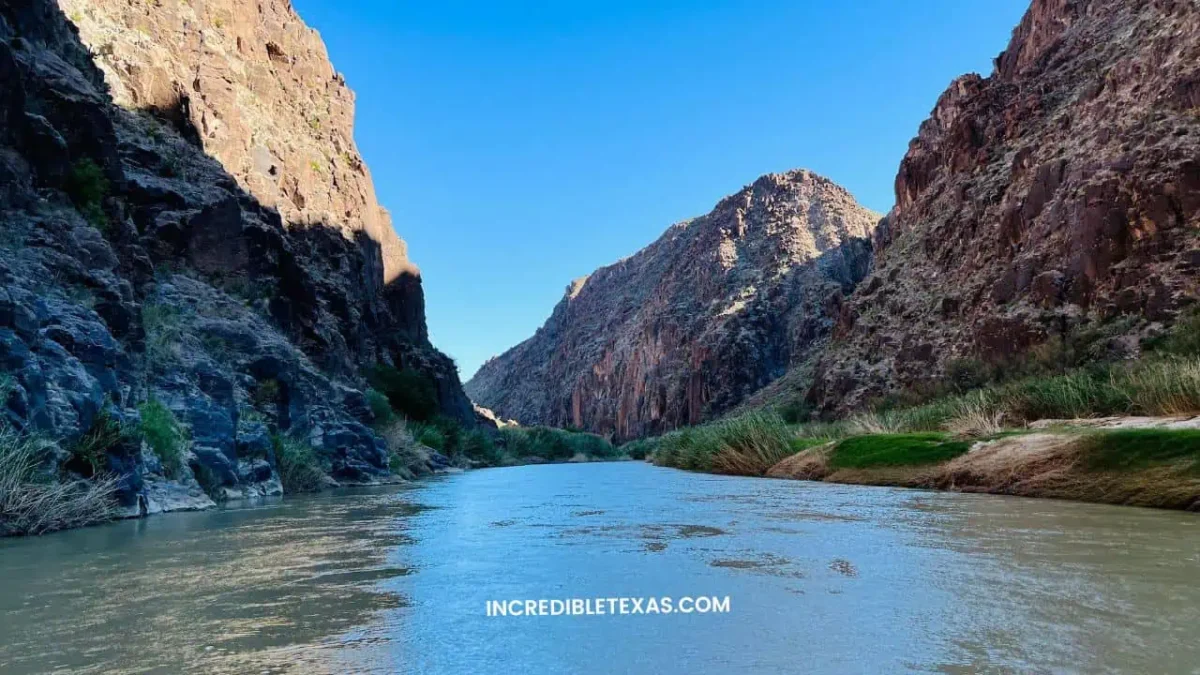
[271,434,326,493]
[65,158,109,230]
[378,420,432,479]
[68,409,125,477]
[498,426,618,464]
[1,425,120,536]
[650,412,794,476]
[366,389,394,427]
[1080,429,1200,474]
[409,421,447,452]
[828,433,971,470]
[138,399,186,478]
[142,303,185,368]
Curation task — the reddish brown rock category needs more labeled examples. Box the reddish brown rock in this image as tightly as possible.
[466,170,878,440]
[61,0,412,280]
[811,0,1200,413]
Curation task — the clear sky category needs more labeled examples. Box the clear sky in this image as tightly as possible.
[291,0,1031,381]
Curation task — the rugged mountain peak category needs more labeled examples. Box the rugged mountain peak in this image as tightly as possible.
[60,0,412,281]
[466,169,878,440]
[996,0,1084,81]
[812,0,1200,412]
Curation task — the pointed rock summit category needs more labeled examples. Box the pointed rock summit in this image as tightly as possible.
[466,169,880,439]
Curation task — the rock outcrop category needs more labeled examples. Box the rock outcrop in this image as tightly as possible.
[0,0,471,520]
[466,170,878,440]
[810,0,1200,412]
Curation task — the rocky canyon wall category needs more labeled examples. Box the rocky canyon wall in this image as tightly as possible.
[809,0,1200,412]
[466,170,878,440]
[0,0,470,518]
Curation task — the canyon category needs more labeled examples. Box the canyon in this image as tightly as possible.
[471,0,1200,436]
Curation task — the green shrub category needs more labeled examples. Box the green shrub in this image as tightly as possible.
[380,421,432,478]
[621,438,657,460]
[271,434,326,493]
[1156,308,1200,358]
[566,431,618,459]
[410,423,447,452]
[1080,429,1200,474]
[138,399,186,478]
[68,408,125,477]
[367,365,438,422]
[498,426,617,463]
[777,397,813,424]
[190,461,221,497]
[65,158,110,229]
[945,358,993,394]
[829,433,971,469]
[460,429,501,465]
[365,389,394,427]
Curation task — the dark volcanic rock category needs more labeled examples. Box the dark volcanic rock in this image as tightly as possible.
[467,170,878,440]
[810,0,1200,413]
[0,0,472,520]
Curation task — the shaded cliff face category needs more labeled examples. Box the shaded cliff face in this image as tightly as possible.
[810,0,1200,412]
[0,0,470,516]
[57,0,472,416]
[467,170,878,440]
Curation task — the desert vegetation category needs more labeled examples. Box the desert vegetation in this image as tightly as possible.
[634,316,1200,509]
[0,424,121,536]
[366,369,622,476]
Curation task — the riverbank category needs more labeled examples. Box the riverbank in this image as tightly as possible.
[643,415,1200,511]
[0,411,626,537]
[632,342,1200,511]
[765,419,1200,511]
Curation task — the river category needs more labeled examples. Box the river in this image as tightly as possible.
[1,462,1198,674]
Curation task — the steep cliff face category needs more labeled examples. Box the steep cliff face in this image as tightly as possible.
[467,170,877,440]
[60,0,411,283]
[0,0,469,520]
[810,0,1200,412]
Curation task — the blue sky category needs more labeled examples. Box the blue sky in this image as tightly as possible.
[292,0,1030,380]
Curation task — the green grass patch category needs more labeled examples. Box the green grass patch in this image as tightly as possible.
[649,412,793,475]
[65,158,109,230]
[138,399,186,478]
[499,426,618,463]
[365,389,394,427]
[271,434,326,493]
[1080,429,1200,474]
[67,409,125,477]
[829,433,971,470]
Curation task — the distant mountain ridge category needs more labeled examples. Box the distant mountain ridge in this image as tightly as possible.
[466,169,879,439]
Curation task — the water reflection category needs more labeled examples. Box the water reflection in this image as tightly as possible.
[0,487,422,674]
[1,464,1199,674]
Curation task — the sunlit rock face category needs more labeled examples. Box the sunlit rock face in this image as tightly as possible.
[466,170,879,440]
[60,0,412,282]
[57,0,473,416]
[809,0,1200,414]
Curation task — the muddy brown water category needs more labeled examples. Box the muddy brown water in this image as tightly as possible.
[1,462,1198,673]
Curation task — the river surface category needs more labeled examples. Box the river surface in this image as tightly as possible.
[1,462,1199,674]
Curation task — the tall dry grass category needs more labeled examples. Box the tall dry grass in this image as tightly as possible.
[0,427,120,536]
